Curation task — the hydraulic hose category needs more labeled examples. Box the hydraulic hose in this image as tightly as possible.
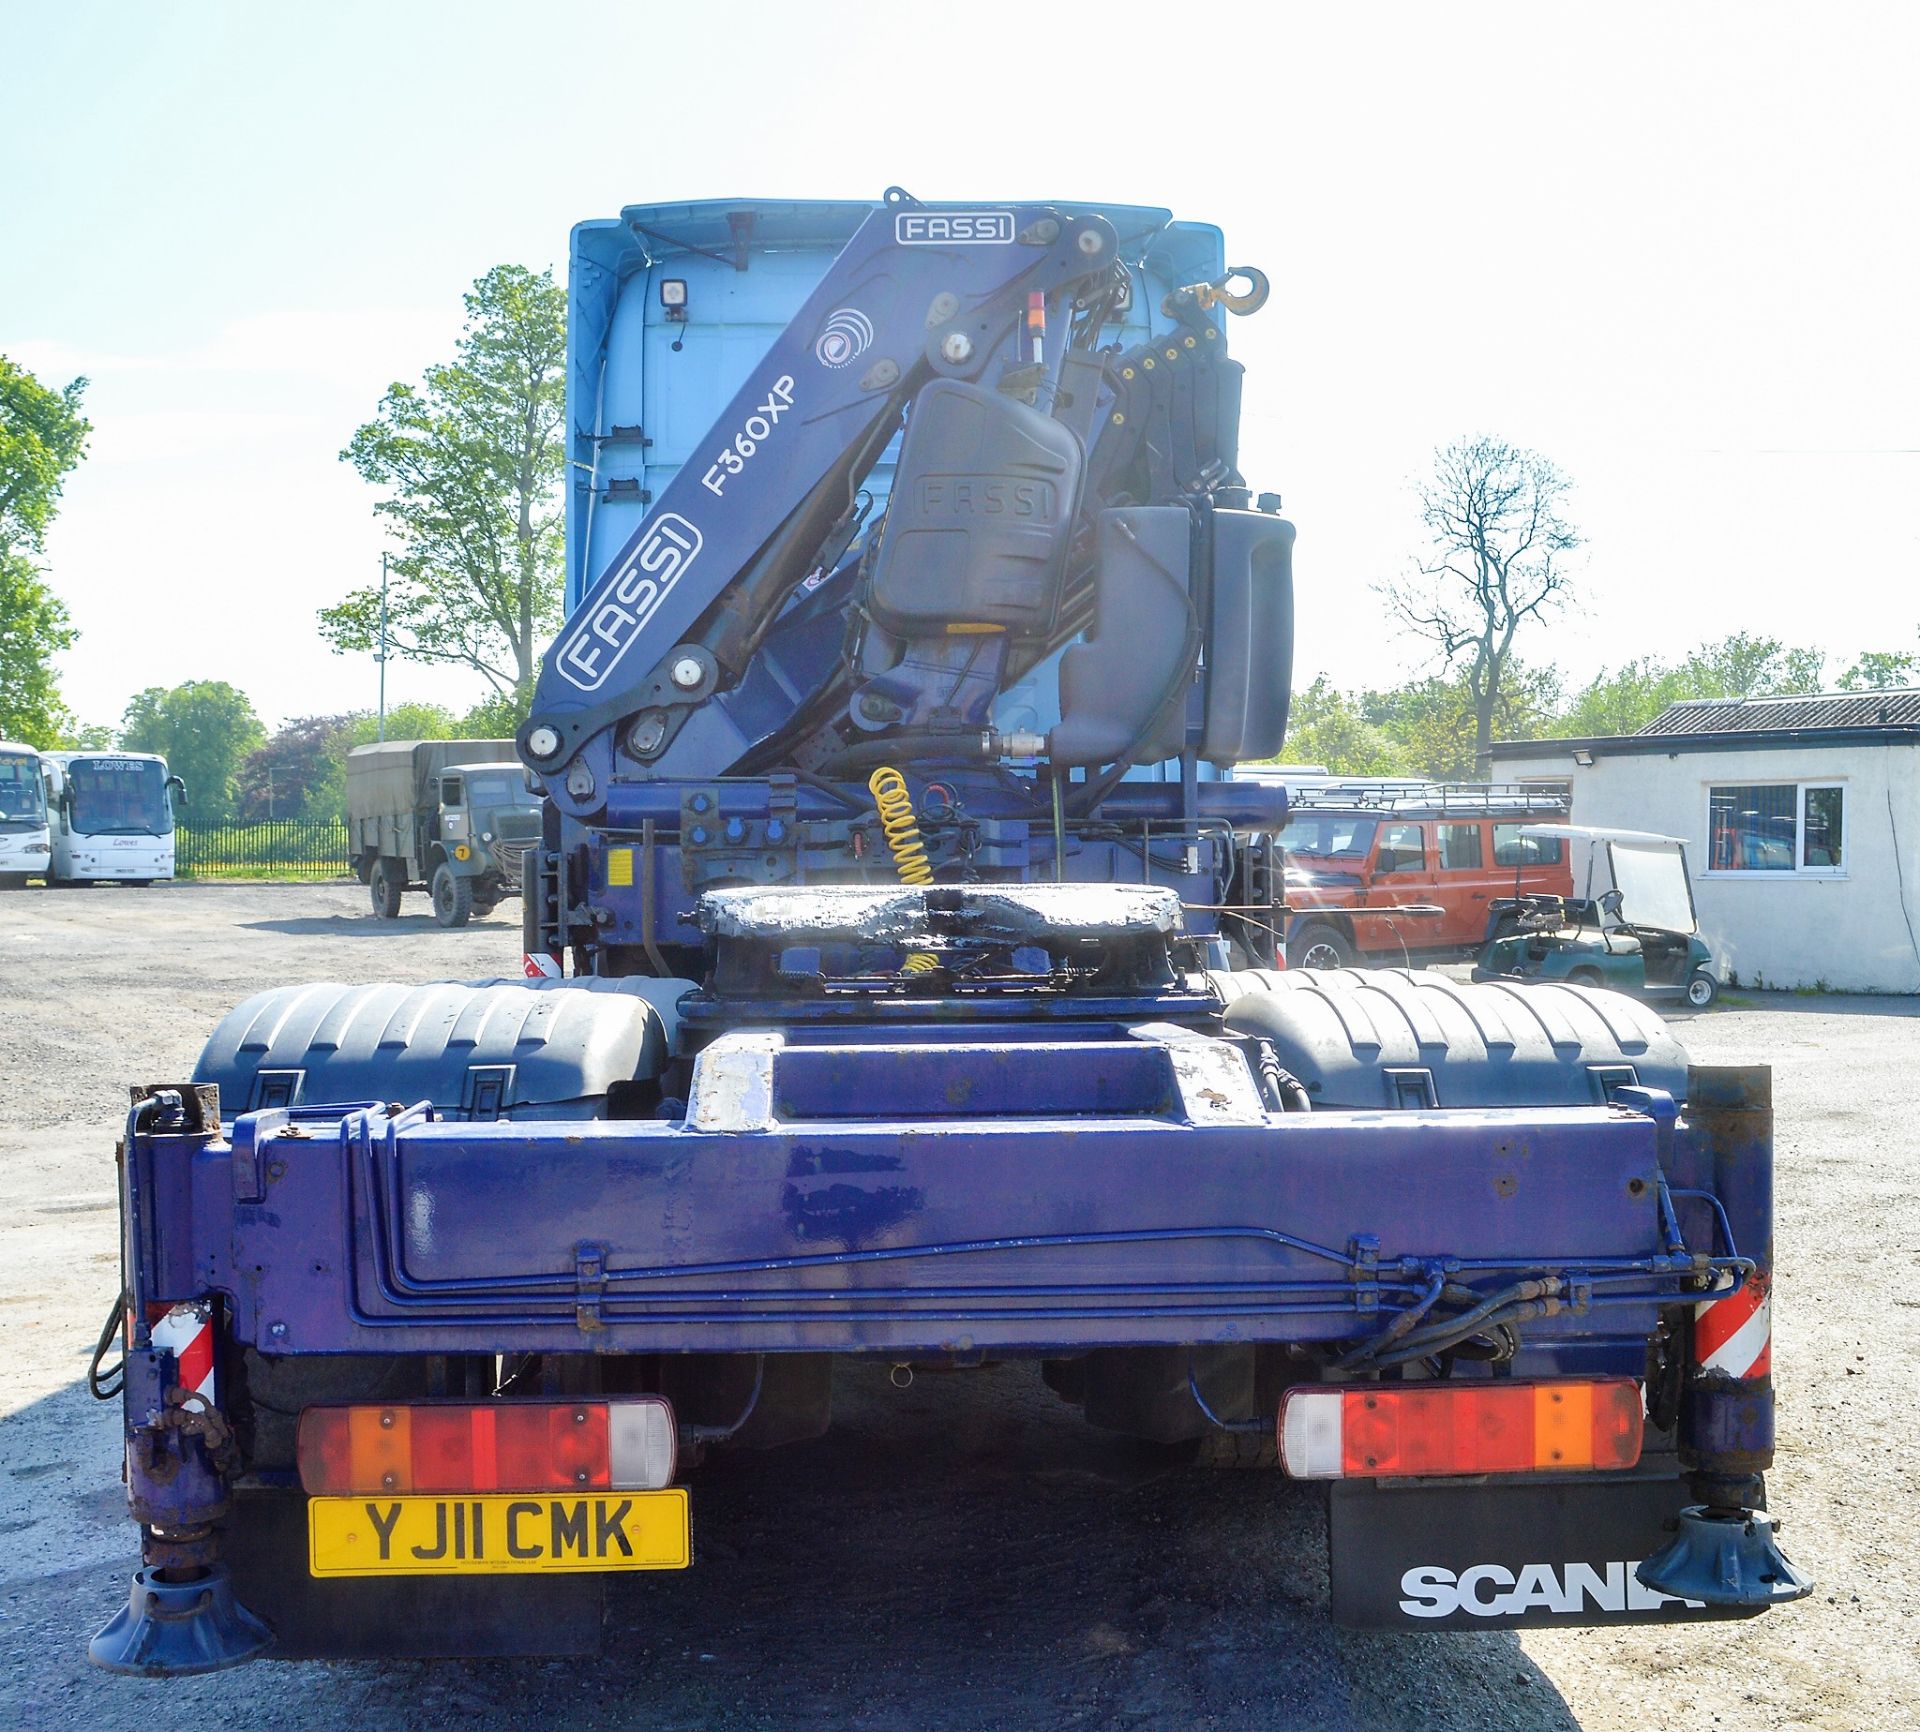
[868,766,937,972]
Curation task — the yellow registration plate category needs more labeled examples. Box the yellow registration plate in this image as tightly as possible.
[308,1490,690,1577]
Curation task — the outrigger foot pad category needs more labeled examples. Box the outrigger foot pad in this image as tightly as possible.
[89,1563,272,1675]
[1635,1506,1814,1608]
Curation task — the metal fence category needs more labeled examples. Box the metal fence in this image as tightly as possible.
[175,820,352,881]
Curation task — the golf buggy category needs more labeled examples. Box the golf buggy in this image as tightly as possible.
[1473,824,1721,1007]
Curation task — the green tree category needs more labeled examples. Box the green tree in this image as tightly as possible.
[0,558,78,747]
[303,701,464,821]
[1382,437,1581,777]
[1556,657,1693,737]
[461,687,533,738]
[1276,675,1403,775]
[0,356,91,745]
[342,702,462,755]
[1836,645,1920,692]
[1674,632,1824,700]
[120,681,265,823]
[234,714,356,822]
[1364,662,1561,781]
[1545,633,1832,741]
[322,265,567,704]
[1,356,90,556]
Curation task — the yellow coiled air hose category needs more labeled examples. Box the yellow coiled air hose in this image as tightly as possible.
[868,766,938,972]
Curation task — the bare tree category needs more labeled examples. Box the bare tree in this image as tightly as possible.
[1381,437,1581,776]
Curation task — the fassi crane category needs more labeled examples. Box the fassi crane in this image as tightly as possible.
[516,188,1293,979]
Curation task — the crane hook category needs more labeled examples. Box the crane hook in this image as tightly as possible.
[1202,266,1271,315]
[1164,266,1271,319]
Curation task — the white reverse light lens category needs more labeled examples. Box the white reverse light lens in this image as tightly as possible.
[1279,1389,1344,1478]
[609,1397,678,1490]
[659,278,688,309]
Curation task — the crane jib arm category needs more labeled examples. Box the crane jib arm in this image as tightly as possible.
[520,198,1122,780]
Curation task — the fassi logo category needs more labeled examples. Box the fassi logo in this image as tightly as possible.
[894,211,1016,245]
[1398,1561,1704,1619]
[814,307,874,369]
[555,514,704,693]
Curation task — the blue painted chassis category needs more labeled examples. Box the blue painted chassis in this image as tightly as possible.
[124,1058,1746,1374]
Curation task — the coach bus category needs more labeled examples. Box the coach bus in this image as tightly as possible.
[43,750,183,884]
[0,741,51,887]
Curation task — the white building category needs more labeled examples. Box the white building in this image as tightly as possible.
[1489,691,1920,993]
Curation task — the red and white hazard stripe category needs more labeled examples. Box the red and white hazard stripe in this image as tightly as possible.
[1694,1273,1771,1379]
[151,1300,216,1402]
[523,950,562,980]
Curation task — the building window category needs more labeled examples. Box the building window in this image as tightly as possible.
[1802,786,1844,868]
[1707,782,1844,875]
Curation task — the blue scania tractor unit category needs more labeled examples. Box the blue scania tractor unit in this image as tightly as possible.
[92,192,1807,1673]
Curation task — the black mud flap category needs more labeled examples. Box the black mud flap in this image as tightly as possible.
[1329,1472,1764,1630]
[222,1488,604,1660]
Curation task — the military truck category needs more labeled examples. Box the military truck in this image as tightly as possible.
[345,739,541,927]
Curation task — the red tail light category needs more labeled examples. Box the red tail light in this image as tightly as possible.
[297,1399,676,1495]
[1278,1379,1643,1479]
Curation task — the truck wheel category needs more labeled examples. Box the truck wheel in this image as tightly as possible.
[432,864,474,928]
[1196,1430,1280,1469]
[369,859,403,919]
[1685,970,1719,1008]
[1287,924,1355,971]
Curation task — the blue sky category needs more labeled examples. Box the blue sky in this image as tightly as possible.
[3,1,1915,730]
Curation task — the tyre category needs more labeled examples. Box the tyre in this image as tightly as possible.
[1568,967,1606,988]
[1286,923,1355,971]
[1685,970,1719,1008]
[1196,1429,1281,1469]
[368,858,403,919]
[431,863,474,928]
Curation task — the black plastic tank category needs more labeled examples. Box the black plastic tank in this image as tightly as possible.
[867,379,1083,638]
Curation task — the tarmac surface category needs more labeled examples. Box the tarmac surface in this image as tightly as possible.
[1,882,1913,1730]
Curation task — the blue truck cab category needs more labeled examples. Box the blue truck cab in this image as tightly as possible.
[568,198,1240,788]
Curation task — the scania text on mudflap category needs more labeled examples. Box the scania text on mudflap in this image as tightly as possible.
[89,191,1810,1674]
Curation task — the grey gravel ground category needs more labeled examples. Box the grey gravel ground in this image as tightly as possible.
[0,882,1913,1730]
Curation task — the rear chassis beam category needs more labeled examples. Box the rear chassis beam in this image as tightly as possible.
[124,1081,1740,1360]
[104,1063,1781,1661]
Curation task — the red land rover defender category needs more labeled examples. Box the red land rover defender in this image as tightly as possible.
[1281,785,1574,970]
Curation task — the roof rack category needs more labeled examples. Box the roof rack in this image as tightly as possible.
[1284,781,1571,817]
